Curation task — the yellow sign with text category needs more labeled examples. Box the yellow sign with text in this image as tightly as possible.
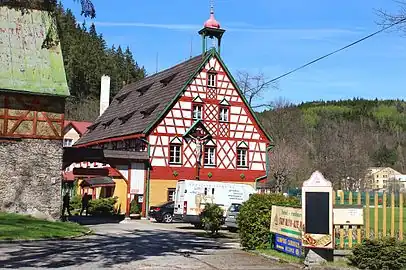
[270,206,303,240]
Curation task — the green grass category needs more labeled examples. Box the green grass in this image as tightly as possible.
[365,207,406,232]
[0,212,90,240]
[258,249,357,269]
[257,249,303,264]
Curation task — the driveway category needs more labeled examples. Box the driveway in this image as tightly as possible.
[0,219,297,269]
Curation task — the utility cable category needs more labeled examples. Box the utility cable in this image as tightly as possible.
[264,17,406,85]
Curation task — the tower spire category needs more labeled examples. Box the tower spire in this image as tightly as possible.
[198,0,225,55]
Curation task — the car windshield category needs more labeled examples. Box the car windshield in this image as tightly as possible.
[228,204,241,212]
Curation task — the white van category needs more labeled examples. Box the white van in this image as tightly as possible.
[173,179,256,226]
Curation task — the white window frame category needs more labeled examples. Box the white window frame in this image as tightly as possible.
[169,144,182,164]
[207,73,216,87]
[237,148,248,167]
[219,107,229,122]
[63,138,73,147]
[204,146,216,166]
[193,104,203,120]
[167,188,176,201]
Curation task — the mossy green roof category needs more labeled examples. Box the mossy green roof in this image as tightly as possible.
[0,7,69,96]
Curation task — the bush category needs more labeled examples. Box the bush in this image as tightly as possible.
[88,197,118,216]
[200,203,224,235]
[130,199,141,214]
[69,195,82,212]
[237,193,300,250]
[348,238,406,270]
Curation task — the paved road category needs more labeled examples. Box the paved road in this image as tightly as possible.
[0,220,297,269]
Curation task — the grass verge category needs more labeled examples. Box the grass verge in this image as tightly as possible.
[257,249,303,264]
[0,212,90,241]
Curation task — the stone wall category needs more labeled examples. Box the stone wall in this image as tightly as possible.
[0,139,62,219]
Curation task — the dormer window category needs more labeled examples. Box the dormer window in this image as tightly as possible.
[193,104,203,120]
[207,72,216,87]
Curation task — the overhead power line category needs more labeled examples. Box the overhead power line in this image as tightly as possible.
[264,17,406,85]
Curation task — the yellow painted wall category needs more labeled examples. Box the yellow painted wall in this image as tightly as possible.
[113,178,127,214]
[149,179,255,207]
[150,180,178,207]
[76,177,128,214]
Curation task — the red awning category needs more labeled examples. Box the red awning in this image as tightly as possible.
[63,171,75,181]
[63,167,123,182]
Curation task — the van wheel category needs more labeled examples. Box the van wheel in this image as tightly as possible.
[162,213,173,223]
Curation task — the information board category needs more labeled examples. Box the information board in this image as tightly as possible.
[270,206,303,239]
[274,233,302,257]
[333,206,363,225]
[301,171,334,250]
[305,192,329,234]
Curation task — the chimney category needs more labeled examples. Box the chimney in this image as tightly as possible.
[100,75,110,116]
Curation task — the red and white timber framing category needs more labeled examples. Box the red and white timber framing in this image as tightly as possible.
[0,94,64,139]
[149,55,269,182]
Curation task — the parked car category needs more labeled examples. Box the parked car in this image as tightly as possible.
[224,203,241,232]
[149,201,174,223]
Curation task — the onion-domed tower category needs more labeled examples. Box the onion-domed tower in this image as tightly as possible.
[198,2,226,55]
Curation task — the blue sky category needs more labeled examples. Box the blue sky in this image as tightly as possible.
[62,0,406,106]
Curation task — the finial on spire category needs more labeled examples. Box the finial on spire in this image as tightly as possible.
[204,0,221,29]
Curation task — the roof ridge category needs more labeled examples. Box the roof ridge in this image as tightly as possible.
[131,53,203,86]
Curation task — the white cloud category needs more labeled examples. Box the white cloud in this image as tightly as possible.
[94,21,363,40]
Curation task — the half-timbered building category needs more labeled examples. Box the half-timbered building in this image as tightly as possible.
[0,6,69,218]
[74,7,273,215]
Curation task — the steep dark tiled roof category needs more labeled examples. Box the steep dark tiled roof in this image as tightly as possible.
[75,54,206,146]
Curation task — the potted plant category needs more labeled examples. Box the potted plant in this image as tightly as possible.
[129,199,141,219]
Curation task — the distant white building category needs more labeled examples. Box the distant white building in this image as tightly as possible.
[366,167,403,190]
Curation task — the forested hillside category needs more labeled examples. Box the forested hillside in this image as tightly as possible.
[54,4,146,121]
[259,98,406,190]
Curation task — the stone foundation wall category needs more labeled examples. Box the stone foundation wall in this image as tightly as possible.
[0,139,62,219]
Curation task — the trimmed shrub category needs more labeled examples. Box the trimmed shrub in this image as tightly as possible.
[348,238,406,270]
[130,199,141,214]
[69,195,82,212]
[88,197,118,216]
[237,193,300,250]
[201,203,224,235]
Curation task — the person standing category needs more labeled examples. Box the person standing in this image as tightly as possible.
[62,192,71,217]
[80,192,90,216]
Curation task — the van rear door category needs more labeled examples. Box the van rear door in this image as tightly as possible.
[174,181,186,216]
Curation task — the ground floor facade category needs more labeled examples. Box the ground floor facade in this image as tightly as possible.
[148,178,256,207]
[63,161,264,217]
[75,177,128,214]
[0,139,62,219]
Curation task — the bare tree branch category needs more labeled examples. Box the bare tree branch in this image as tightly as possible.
[376,0,406,35]
[267,141,302,193]
[236,70,278,110]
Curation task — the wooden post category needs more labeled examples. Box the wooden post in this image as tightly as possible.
[333,191,336,206]
[357,192,361,205]
[340,191,344,205]
[366,192,370,239]
[400,193,403,241]
[357,225,362,244]
[374,192,379,238]
[349,192,353,205]
[391,192,395,237]
[348,226,353,249]
[383,192,387,237]
[339,226,344,249]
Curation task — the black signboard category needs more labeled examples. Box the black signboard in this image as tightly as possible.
[305,192,329,234]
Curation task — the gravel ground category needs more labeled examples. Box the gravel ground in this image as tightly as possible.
[0,219,299,269]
